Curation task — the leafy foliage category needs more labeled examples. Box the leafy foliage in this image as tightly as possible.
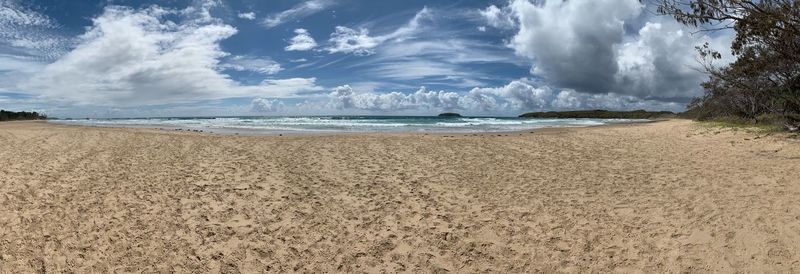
[0,110,48,121]
[655,0,800,131]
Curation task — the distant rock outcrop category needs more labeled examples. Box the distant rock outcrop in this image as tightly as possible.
[438,112,462,117]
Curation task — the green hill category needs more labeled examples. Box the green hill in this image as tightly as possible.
[519,110,674,119]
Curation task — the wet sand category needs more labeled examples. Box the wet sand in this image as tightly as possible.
[1,120,798,272]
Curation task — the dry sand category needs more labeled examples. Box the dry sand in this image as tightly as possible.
[1,120,799,272]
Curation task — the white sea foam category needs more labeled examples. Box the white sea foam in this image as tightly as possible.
[52,116,646,134]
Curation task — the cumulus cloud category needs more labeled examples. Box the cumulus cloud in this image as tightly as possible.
[328,85,466,111]
[479,5,515,29]
[469,81,554,110]
[550,89,684,111]
[614,20,733,100]
[250,97,284,112]
[181,0,224,24]
[326,80,682,113]
[238,12,255,20]
[508,0,642,93]
[20,5,321,106]
[326,7,430,55]
[327,27,380,56]
[285,28,317,51]
[471,81,683,111]
[502,0,735,103]
[221,55,283,75]
[263,0,334,28]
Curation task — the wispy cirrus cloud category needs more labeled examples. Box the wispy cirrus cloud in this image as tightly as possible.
[221,55,283,75]
[326,7,430,56]
[263,0,335,28]
[349,38,526,87]
[330,7,526,89]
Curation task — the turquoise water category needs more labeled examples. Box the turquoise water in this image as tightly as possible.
[52,116,646,133]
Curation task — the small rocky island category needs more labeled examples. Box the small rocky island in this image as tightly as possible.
[437,112,462,117]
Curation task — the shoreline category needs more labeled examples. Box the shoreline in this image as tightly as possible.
[44,117,660,137]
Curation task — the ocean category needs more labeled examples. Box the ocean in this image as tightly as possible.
[51,116,646,134]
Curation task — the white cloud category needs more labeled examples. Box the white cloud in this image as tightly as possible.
[328,85,465,111]
[353,39,524,86]
[508,0,642,92]
[238,12,255,20]
[250,97,284,112]
[221,55,283,75]
[550,89,683,111]
[181,0,224,24]
[377,39,525,66]
[19,5,321,106]
[285,28,317,51]
[0,0,53,27]
[263,0,333,28]
[614,20,735,99]
[325,80,683,113]
[501,0,735,102]
[0,0,71,59]
[468,80,683,111]
[469,80,554,110]
[365,60,469,81]
[257,78,324,96]
[479,5,515,29]
[0,54,45,87]
[327,27,381,56]
[326,7,430,55]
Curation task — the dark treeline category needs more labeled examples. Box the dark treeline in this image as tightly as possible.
[0,110,48,121]
[520,110,675,119]
[655,0,800,131]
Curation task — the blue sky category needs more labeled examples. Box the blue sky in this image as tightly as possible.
[0,0,735,118]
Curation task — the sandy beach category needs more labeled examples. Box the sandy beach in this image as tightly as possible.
[1,120,798,272]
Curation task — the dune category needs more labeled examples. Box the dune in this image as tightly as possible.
[0,120,798,272]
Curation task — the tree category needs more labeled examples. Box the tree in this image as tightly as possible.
[0,110,47,121]
[654,0,800,130]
